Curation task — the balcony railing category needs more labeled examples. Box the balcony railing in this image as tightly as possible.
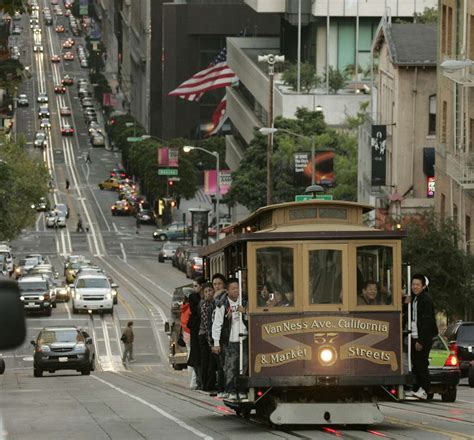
[445,153,474,189]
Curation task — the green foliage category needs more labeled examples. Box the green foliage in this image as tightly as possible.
[227,108,359,211]
[403,210,474,321]
[0,59,24,94]
[282,63,322,94]
[325,66,347,94]
[0,135,49,240]
[346,101,370,130]
[414,7,438,23]
[0,0,28,15]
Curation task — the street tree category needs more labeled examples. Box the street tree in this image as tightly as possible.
[226,108,359,211]
[0,0,27,15]
[0,136,49,240]
[402,210,474,321]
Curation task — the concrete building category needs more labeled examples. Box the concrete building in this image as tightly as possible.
[358,19,437,223]
[436,0,474,252]
[225,0,437,171]
[115,0,279,139]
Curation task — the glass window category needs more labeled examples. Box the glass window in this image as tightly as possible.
[356,245,393,306]
[256,247,294,308]
[309,249,342,304]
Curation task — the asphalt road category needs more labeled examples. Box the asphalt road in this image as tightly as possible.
[1,4,473,440]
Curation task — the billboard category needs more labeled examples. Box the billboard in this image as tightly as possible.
[371,125,387,186]
[293,150,334,187]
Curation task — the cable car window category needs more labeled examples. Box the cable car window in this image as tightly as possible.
[309,249,342,304]
[356,245,393,305]
[256,247,294,308]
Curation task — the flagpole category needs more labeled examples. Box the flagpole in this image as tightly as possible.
[297,0,301,93]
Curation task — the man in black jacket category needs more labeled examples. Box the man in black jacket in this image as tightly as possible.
[410,274,438,399]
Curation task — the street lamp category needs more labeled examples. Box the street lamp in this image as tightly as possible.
[258,54,285,205]
[259,127,317,185]
[183,145,221,240]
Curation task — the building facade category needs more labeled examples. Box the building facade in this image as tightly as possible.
[358,20,437,223]
[436,0,474,251]
[225,0,437,171]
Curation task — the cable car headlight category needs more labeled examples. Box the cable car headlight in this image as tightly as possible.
[318,346,337,366]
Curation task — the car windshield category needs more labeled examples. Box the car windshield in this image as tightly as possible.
[18,280,48,291]
[76,278,109,288]
[25,258,39,266]
[458,324,474,342]
[38,330,83,344]
[164,243,179,250]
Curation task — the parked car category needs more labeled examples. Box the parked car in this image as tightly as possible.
[153,222,190,241]
[31,326,95,377]
[186,256,203,279]
[158,242,179,263]
[426,335,460,401]
[443,321,474,387]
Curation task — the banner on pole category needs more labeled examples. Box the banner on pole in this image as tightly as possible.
[371,125,387,186]
[204,170,232,195]
[158,147,179,167]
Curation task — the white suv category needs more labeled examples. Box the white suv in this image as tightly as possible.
[71,273,114,314]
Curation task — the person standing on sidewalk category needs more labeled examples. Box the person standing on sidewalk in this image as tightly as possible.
[121,321,135,363]
[187,278,204,390]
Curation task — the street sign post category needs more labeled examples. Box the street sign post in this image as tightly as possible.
[127,137,144,143]
[295,194,333,202]
[158,168,178,176]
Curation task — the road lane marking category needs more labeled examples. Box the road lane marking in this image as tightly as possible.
[35,212,43,232]
[92,375,213,440]
[385,416,471,440]
[120,243,127,263]
[64,301,72,320]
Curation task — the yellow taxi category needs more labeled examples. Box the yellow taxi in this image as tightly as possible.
[98,178,122,191]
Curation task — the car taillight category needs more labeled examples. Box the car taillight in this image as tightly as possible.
[449,341,458,356]
[445,354,458,367]
[192,264,200,270]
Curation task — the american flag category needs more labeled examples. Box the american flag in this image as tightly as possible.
[206,95,228,136]
[168,48,238,102]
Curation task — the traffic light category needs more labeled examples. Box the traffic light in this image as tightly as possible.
[168,179,174,187]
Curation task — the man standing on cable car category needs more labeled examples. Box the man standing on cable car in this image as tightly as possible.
[211,277,248,401]
[410,273,438,400]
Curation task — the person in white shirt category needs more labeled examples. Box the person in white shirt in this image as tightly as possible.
[211,277,248,401]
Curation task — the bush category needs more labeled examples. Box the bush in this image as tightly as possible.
[282,62,321,94]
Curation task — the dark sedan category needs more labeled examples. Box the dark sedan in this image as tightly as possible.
[32,326,95,377]
[136,209,155,225]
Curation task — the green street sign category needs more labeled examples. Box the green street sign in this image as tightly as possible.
[158,168,178,176]
[295,194,333,202]
[127,137,144,143]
